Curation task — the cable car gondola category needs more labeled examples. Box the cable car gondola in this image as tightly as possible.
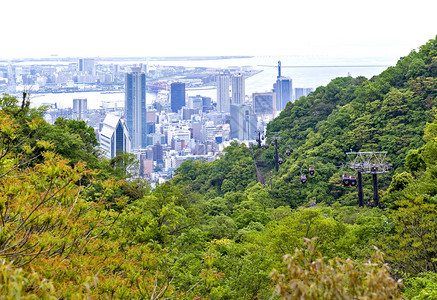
[278,157,283,165]
[286,149,291,156]
[350,175,357,187]
[342,174,351,187]
[265,144,269,149]
[271,140,275,146]
[261,135,264,140]
[301,175,307,184]
[309,167,315,176]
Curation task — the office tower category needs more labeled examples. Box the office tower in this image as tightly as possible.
[230,104,257,140]
[232,73,245,105]
[99,114,131,159]
[275,61,293,111]
[72,98,87,120]
[125,67,147,150]
[216,73,230,113]
[78,58,95,75]
[170,82,186,113]
[276,77,292,111]
[252,92,274,115]
[294,87,314,101]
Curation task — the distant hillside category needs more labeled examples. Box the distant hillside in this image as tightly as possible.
[262,36,437,207]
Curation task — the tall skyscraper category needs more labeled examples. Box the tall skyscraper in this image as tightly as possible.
[275,61,293,111]
[99,114,131,159]
[230,104,257,141]
[170,82,186,113]
[72,98,87,120]
[232,73,245,106]
[216,73,230,113]
[125,67,147,150]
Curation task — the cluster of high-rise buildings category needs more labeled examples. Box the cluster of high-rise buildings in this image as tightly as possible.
[98,61,312,183]
[0,58,313,183]
[98,66,223,182]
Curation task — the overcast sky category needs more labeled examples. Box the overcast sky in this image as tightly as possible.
[2,0,436,61]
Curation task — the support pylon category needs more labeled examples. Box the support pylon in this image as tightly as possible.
[345,152,390,208]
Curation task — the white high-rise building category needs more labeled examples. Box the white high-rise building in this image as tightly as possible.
[232,73,245,106]
[125,67,147,150]
[72,98,87,120]
[216,73,230,113]
[99,114,131,159]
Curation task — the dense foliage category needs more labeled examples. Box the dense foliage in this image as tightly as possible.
[1,36,437,299]
[271,238,402,299]
[263,38,437,207]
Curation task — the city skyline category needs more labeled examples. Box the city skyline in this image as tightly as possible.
[2,0,436,61]
[0,38,424,183]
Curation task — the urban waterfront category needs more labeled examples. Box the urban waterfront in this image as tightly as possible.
[0,55,392,184]
[25,56,390,110]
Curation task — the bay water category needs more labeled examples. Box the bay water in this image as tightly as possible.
[28,56,391,109]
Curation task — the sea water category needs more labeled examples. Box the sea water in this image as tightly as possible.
[27,56,392,109]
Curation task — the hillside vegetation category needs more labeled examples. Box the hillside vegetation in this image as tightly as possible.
[0,36,437,299]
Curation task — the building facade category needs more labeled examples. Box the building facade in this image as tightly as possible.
[125,67,147,150]
[99,114,131,159]
[216,73,230,113]
[170,82,186,113]
[276,77,292,111]
[231,73,245,106]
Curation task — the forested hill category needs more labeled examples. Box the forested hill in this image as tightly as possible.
[268,36,437,165]
[254,36,437,207]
